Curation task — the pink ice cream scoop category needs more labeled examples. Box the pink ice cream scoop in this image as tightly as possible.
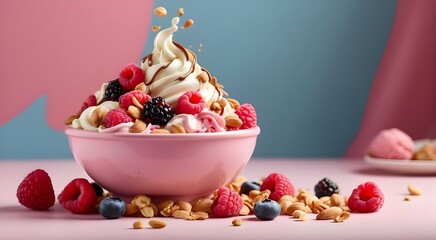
[367,128,414,159]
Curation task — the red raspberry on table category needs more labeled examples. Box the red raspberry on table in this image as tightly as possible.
[348,182,384,213]
[104,109,133,128]
[118,63,145,91]
[211,187,243,217]
[16,169,55,210]
[119,90,151,110]
[58,178,97,214]
[260,172,295,201]
[175,90,205,114]
[235,103,257,129]
[77,95,97,116]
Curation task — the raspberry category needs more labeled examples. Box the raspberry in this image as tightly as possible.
[143,97,174,125]
[104,79,124,101]
[176,90,205,114]
[314,177,340,198]
[77,95,97,116]
[16,169,55,210]
[348,182,384,213]
[211,187,243,217]
[235,103,257,129]
[118,63,145,91]
[104,109,133,128]
[260,173,295,201]
[58,178,97,214]
[119,90,151,111]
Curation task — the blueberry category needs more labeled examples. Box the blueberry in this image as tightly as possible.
[98,197,126,219]
[253,199,280,221]
[240,181,261,195]
[91,182,104,197]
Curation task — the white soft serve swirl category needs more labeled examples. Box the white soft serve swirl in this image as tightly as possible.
[141,17,221,108]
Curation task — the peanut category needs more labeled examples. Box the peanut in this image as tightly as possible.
[232,219,243,226]
[148,220,166,229]
[154,7,167,17]
[132,220,144,229]
[408,184,422,195]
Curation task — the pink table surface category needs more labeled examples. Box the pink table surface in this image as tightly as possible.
[1,158,435,240]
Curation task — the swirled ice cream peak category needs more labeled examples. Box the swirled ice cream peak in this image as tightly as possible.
[141,17,227,111]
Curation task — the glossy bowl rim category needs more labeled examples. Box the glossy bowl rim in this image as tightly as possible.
[65,126,261,140]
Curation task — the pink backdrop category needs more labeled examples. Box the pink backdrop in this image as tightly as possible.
[345,0,436,158]
[0,0,153,130]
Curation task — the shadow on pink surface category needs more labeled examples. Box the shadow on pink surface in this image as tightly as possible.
[0,0,153,130]
[0,204,102,220]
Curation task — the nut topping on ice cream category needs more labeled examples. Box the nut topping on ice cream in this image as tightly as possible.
[66,9,257,134]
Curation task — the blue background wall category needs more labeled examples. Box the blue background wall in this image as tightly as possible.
[0,0,397,159]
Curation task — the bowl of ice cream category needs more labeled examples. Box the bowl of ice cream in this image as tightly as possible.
[65,126,260,200]
[65,15,260,200]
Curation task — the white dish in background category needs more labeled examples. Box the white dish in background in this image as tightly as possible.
[364,139,436,175]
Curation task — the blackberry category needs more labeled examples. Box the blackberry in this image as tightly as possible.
[143,97,174,125]
[91,182,104,197]
[314,177,340,198]
[104,79,123,101]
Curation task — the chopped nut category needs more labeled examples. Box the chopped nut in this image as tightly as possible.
[172,210,191,219]
[170,124,186,134]
[192,199,213,212]
[412,143,436,160]
[132,220,144,229]
[239,204,250,216]
[404,196,411,201]
[125,204,140,216]
[316,207,343,220]
[181,19,194,29]
[177,8,184,16]
[330,194,342,207]
[287,202,307,215]
[243,201,254,213]
[127,106,142,120]
[133,195,151,208]
[248,190,261,199]
[408,184,422,195]
[132,96,144,110]
[157,200,174,212]
[130,119,147,133]
[232,219,243,226]
[151,129,170,134]
[333,211,350,223]
[210,102,222,114]
[225,115,243,128]
[152,26,161,32]
[175,201,192,212]
[189,211,209,220]
[280,201,292,215]
[148,220,166,229]
[140,206,155,218]
[154,6,167,17]
[226,98,240,110]
[292,209,307,221]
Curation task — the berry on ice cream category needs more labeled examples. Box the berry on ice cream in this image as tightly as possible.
[66,14,257,134]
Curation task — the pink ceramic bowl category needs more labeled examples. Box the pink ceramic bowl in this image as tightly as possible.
[65,126,260,200]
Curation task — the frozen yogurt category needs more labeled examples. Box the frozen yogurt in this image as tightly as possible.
[66,9,257,134]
